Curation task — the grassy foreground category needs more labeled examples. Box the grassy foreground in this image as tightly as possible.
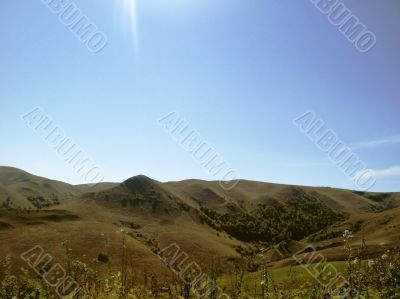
[1,231,399,298]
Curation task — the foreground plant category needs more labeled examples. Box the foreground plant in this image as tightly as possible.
[1,231,400,298]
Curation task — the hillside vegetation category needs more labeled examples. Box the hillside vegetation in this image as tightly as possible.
[0,166,400,297]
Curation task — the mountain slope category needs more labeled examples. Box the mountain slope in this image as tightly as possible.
[1,166,399,275]
[0,166,81,209]
[92,175,188,215]
[165,179,399,214]
[0,175,244,275]
[0,166,118,209]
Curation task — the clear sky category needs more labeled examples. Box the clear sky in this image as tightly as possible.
[0,0,399,191]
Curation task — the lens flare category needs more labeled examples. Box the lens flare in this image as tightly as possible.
[121,0,139,55]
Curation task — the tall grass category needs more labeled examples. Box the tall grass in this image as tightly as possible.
[1,231,399,298]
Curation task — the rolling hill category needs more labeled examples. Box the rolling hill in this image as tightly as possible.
[0,166,118,209]
[0,166,81,209]
[0,166,399,278]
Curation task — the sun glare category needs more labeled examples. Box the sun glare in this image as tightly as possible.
[121,0,139,54]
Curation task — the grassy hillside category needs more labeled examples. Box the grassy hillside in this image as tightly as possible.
[0,166,119,209]
[1,166,400,298]
[166,179,399,214]
[0,166,81,209]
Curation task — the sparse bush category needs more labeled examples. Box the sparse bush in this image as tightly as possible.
[98,252,110,263]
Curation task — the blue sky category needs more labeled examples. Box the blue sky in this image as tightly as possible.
[0,0,399,191]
